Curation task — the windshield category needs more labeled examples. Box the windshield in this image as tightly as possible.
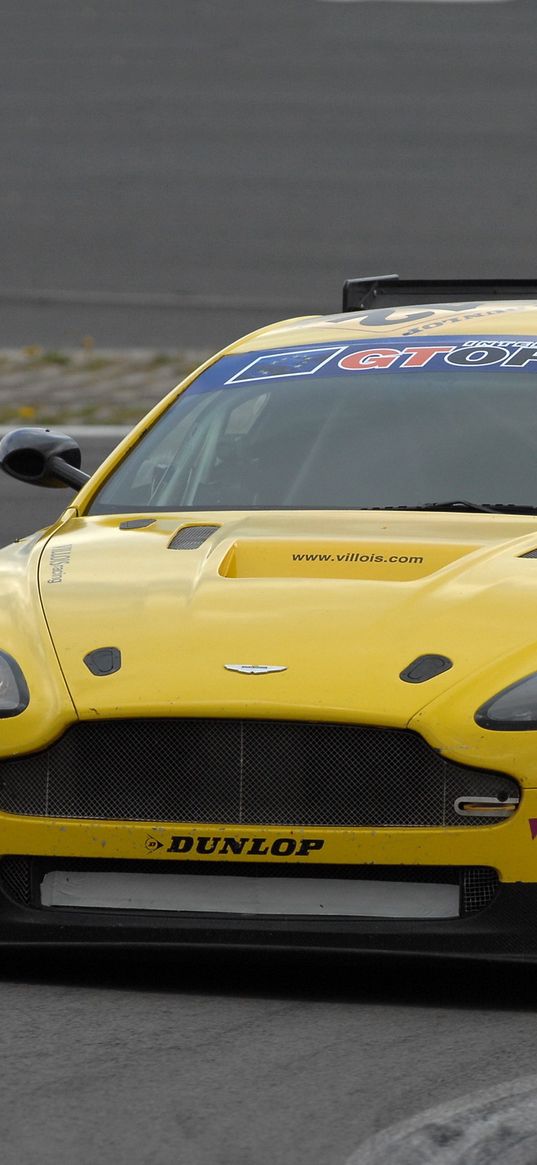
[88,337,537,513]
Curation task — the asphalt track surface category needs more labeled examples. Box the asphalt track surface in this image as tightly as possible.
[2,0,537,350]
[4,2,537,1161]
[3,437,537,1164]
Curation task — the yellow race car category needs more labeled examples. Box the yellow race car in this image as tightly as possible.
[2,275,537,958]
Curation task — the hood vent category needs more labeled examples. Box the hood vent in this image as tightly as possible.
[169,525,219,550]
[119,519,155,530]
[520,549,537,559]
[400,654,453,684]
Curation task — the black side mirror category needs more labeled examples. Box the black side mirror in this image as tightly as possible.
[0,428,89,490]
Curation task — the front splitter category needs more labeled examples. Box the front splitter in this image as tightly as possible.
[0,881,535,960]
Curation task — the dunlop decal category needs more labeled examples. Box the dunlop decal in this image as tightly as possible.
[164,835,325,857]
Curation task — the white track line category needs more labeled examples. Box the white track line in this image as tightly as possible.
[346,1075,537,1165]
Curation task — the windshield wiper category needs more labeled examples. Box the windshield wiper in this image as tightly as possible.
[368,502,537,515]
[420,500,498,514]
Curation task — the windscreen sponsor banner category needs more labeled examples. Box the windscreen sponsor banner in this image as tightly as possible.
[187,337,537,393]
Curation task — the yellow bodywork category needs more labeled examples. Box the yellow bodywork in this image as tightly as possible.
[3,302,537,884]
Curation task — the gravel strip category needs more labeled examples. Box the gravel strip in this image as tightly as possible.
[0,347,211,425]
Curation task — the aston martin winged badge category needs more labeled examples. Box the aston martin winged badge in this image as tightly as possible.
[224,664,287,675]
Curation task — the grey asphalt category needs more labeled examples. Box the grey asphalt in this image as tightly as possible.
[2,949,537,1165]
[1,0,537,350]
[3,1,537,1161]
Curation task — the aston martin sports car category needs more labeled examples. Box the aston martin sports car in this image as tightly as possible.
[5,275,537,957]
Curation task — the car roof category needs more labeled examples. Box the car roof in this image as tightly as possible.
[228,301,537,355]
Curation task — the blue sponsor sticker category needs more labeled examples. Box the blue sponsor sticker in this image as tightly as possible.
[186,337,537,396]
[225,346,347,383]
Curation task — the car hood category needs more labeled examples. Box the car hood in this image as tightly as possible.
[38,510,537,726]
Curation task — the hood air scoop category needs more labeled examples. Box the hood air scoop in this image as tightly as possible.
[169,525,220,550]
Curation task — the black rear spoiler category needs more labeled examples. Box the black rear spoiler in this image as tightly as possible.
[342,276,537,313]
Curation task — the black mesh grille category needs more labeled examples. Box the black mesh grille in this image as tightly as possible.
[0,719,519,827]
[168,525,219,549]
[0,857,500,917]
[462,866,500,914]
[0,856,32,905]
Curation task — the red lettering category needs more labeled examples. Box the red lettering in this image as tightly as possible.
[400,346,454,368]
[339,348,400,371]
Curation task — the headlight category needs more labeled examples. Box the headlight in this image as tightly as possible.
[476,672,537,730]
[0,652,29,717]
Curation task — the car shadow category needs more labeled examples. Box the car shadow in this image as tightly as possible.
[0,946,533,1011]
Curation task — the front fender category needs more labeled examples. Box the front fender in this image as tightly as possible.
[0,526,77,758]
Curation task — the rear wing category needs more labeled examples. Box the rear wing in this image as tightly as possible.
[342,276,537,313]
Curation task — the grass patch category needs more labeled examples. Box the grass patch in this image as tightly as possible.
[82,358,113,372]
[29,350,72,366]
[145,353,175,369]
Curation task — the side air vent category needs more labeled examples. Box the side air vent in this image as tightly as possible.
[520,549,537,559]
[84,647,122,676]
[169,525,219,550]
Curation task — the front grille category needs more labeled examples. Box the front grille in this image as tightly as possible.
[0,719,519,827]
[0,857,500,917]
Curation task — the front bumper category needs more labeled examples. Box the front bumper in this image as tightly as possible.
[0,852,535,960]
[1,786,536,956]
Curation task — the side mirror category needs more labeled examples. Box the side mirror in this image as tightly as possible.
[0,428,90,490]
